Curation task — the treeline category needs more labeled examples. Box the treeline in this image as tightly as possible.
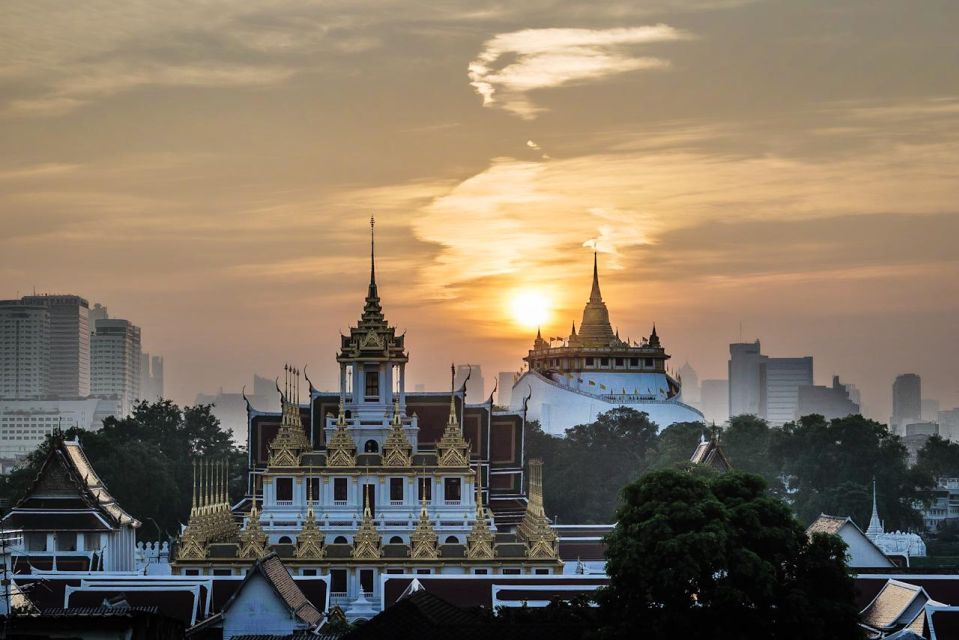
[530,407,950,531]
[0,400,245,538]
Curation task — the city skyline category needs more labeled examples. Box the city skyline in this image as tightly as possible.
[2,0,958,419]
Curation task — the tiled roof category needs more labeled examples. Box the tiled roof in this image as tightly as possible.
[63,440,140,527]
[256,553,324,627]
[860,580,923,630]
[806,514,849,536]
[40,606,161,617]
[343,589,486,640]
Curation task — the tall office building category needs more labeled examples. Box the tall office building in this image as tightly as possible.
[922,398,941,423]
[454,363,486,402]
[939,408,959,442]
[0,301,50,399]
[761,356,813,425]
[729,341,765,417]
[891,374,922,433]
[701,379,729,424]
[91,318,141,417]
[496,371,515,407]
[678,362,701,407]
[21,295,90,398]
[797,375,860,421]
[140,353,164,401]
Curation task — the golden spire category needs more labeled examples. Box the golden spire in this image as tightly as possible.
[351,486,382,559]
[517,459,558,559]
[436,364,470,468]
[238,499,268,559]
[177,456,239,561]
[466,476,495,560]
[296,477,325,559]
[410,496,439,559]
[383,398,412,467]
[326,398,357,467]
[269,364,312,467]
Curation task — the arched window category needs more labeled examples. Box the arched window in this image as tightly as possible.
[364,439,379,453]
[278,536,293,544]
[334,536,348,544]
[445,535,459,544]
[389,536,404,544]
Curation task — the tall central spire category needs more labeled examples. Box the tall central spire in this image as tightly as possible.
[590,251,602,302]
[577,252,615,346]
[359,215,385,326]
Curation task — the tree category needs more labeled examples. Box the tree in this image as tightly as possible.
[916,435,959,479]
[598,470,862,640]
[720,415,781,490]
[648,421,707,470]
[771,414,932,530]
[0,399,245,539]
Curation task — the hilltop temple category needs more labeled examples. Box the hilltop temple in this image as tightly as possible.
[171,221,568,620]
[510,254,704,433]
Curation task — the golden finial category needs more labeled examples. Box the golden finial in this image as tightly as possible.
[191,459,197,512]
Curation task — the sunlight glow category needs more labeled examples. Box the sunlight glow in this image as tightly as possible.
[509,289,551,329]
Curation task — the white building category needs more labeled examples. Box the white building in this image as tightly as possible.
[806,515,893,568]
[0,301,50,399]
[0,397,114,463]
[511,255,703,434]
[21,295,91,399]
[91,318,142,418]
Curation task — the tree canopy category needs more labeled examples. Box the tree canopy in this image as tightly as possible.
[0,399,244,539]
[598,470,863,640]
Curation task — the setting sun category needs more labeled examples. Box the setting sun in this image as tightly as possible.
[509,289,551,329]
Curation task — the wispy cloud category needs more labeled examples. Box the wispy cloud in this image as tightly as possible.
[468,25,689,118]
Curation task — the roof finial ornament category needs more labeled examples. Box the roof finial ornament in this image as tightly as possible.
[867,476,883,537]
[370,215,376,287]
[590,250,602,302]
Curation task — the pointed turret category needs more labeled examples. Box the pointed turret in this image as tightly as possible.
[437,364,470,468]
[268,365,312,467]
[296,480,325,559]
[866,477,883,538]
[648,323,661,348]
[517,458,558,559]
[352,487,382,559]
[326,399,357,467]
[533,327,548,350]
[238,500,269,559]
[383,398,412,467]
[410,498,439,559]
[359,216,386,327]
[577,253,616,347]
[467,477,495,559]
[589,251,602,302]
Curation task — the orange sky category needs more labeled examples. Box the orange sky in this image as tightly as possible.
[2,0,958,420]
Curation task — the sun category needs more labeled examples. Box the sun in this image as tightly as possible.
[509,289,550,329]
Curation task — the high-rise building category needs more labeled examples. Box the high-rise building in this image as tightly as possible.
[922,398,941,423]
[21,294,90,398]
[0,398,114,463]
[0,301,50,399]
[891,374,922,433]
[701,379,729,424]
[728,341,765,417]
[454,364,485,403]
[91,318,141,417]
[497,371,514,407]
[761,356,813,425]
[140,352,164,401]
[88,303,109,329]
[939,408,959,442]
[677,362,701,407]
[797,375,860,421]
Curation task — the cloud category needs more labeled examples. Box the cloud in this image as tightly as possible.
[468,25,689,118]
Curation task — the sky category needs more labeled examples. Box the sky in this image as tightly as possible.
[2,0,958,421]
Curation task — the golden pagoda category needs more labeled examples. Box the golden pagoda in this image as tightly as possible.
[351,487,382,560]
[295,478,325,560]
[466,479,495,560]
[268,365,312,468]
[178,458,237,560]
[410,498,439,560]
[436,365,470,468]
[238,500,269,559]
[326,400,357,467]
[382,399,412,467]
[517,458,558,560]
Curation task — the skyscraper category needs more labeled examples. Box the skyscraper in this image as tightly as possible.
[761,356,813,425]
[797,375,860,421]
[891,374,922,433]
[0,301,50,399]
[140,352,164,401]
[455,363,486,403]
[497,371,514,407]
[678,362,701,407]
[728,341,765,417]
[21,294,90,398]
[91,318,141,417]
[701,379,729,424]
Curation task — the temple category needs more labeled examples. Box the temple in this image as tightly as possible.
[510,254,704,433]
[171,220,567,620]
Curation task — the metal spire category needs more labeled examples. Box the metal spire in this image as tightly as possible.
[866,476,883,537]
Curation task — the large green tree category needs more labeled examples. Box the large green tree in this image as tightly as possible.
[915,435,959,479]
[771,414,931,530]
[0,399,245,539]
[648,421,707,470]
[598,470,862,640]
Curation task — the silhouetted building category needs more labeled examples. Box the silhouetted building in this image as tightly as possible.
[761,356,813,425]
[700,379,729,424]
[140,353,164,401]
[903,422,938,465]
[0,300,50,399]
[196,374,281,438]
[797,375,860,420]
[728,341,764,417]
[497,371,514,407]
[940,408,959,442]
[454,364,486,402]
[892,374,922,434]
[922,398,940,423]
[91,318,142,417]
[21,294,91,398]
[678,361,700,406]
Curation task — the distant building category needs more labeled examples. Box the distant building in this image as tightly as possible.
[196,374,281,438]
[892,374,922,434]
[939,408,959,442]
[88,302,109,328]
[797,375,860,421]
[728,341,764,417]
[903,422,938,465]
[91,318,142,418]
[922,398,940,423]
[0,397,114,464]
[0,300,50,399]
[689,431,731,472]
[454,364,485,403]
[496,371,514,407]
[140,353,164,401]
[677,362,700,406]
[700,379,729,424]
[21,294,91,398]
[922,478,959,531]
[761,356,813,425]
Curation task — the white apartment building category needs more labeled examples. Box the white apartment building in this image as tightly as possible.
[91,318,141,417]
[0,397,114,463]
[0,301,50,399]
[20,294,90,398]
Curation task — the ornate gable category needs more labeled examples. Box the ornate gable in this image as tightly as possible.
[326,402,357,468]
[382,400,412,467]
[352,489,382,560]
[410,500,439,560]
[467,480,495,560]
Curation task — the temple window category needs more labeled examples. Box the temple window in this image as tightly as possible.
[278,536,293,544]
[615,358,624,367]
[535,568,551,575]
[444,535,459,544]
[502,568,521,575]
[84,533,101,551]
[418,477,432,502]
[585,357,594,366]
[386,568,404,575]
[645,358,654,368]
[389,536,404,544]
[444,477,462,504]
[360,569,374,594]
[333,477,348,503]
[364,369,379,401]
[57,531,77,551]
[26,533,46,551]
[474,569,488,575]
[333,536,348,544]
[213,569,232,576]
[364,439,379,453]
[184,569,200,576]
[331,569,347,593]
[390,477,404,503]
[302,569,317,576]
[276,477,294,503]
[630,358,639,367]
[600,358,609,366]
[416,569,431,575]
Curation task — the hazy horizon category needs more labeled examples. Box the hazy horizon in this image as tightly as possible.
[2,0,958,421]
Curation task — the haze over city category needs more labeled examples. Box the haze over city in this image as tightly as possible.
[2,0,958,419]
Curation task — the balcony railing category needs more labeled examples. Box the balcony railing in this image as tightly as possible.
[333,500,348,507]
[444,499,461,505]
[275,500,294,507]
